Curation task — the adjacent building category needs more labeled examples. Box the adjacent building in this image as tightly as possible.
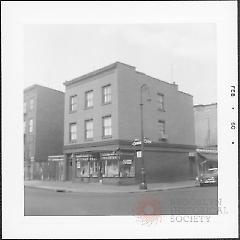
[63,62,196,184]
[24,84,64,180]
[194,103,218,173]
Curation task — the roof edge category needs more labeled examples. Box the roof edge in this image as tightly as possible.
[194,103,217,108]
[24,84,64,94]
[64,62,117,87]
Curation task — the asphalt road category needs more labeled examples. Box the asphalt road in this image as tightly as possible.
[24,186,218,216]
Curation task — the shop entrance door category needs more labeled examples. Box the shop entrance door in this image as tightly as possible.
[89,160,100,178]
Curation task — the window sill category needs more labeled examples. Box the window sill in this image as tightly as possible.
[84,106,94,110]
[102,135,112,139]
[158,138,168,142]
[102,101,112,106]
[84,138,94,142]
[69,110,77,114]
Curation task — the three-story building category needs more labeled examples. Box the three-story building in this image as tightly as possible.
[63,62,196,184]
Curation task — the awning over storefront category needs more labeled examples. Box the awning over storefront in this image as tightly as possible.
[198,152,218,162]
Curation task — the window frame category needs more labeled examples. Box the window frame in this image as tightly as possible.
[29,98,34,111]
[102,84,112,105]
[29,119,33,133]
[85,90,94,109]
[69,95,77,113]
[157,92,165,111]
[158,120,166,138]
[84,119,94,141]
[69,122,77,143]
[102,115,112,138]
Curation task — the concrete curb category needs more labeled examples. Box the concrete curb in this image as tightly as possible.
[24,184,196,194]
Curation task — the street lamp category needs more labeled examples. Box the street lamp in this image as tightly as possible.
[139,84,151,190]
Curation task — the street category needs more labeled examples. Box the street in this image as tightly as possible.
[25,186,218,216]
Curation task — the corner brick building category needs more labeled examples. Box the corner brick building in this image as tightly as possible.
[63,62,196,184]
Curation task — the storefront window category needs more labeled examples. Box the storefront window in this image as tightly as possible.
[72,152,135,178]
[119,156,135,177]
[89,161,99,177]
[103,159,119,177]
[101,152,118,177]
[75,154,98,178]
[76,160,89,177]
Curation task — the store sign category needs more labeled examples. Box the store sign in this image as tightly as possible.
[48,155,64,161]
[101,153,118,160]
[75,154,97,161]
[122,159,132,165]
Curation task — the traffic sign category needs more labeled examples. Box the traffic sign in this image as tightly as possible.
[132,138,152,146]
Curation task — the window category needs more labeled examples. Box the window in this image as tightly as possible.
[85,119,93,140]
[69,123,77,142]
[29,119,33,133]
[85,90,93,108]
[103,115,112,138]
[157,93,164,111]
[70,95,77,112]
[102,84,111,104]
[158,120,165,136]
[24,102,27,114]
[30,98,34,111]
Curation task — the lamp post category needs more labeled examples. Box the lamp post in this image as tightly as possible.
[139,84,151,189]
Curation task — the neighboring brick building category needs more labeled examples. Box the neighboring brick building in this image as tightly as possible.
[63,62,196,184]
[194,103,218,173]
[194,103,217,148]
[24,84,64,179]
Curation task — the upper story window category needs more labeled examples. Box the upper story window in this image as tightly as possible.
[29,119,33,133]
[29,98,34,111]
[70,95,77,112]
[102,84,111,104]
[69,123,77,142]
[157,93,164,111]
[24,102,27,114]
[85,119,93,140]
[102,115,112,138]
[85,90,93,108]
[158,120,166,140]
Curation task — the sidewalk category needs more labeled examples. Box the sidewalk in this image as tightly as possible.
[24,179,196,193]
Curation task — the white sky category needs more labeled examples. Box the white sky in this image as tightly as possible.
[24,23,217,105]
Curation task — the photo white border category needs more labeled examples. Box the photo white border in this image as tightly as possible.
[2,1,238,239]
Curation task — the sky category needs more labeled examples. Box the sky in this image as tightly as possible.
[24,24,217,105]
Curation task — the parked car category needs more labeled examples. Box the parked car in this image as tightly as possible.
[195,168,218,186]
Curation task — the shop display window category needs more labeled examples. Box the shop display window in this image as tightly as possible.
[89,161,99,177]
[120,160,135,177]
[103,159,119,177]
[76,160,89,177]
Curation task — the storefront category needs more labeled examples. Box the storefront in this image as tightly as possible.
[67,151,135,184]
[63,140,196,184]
[196,148,218,174]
